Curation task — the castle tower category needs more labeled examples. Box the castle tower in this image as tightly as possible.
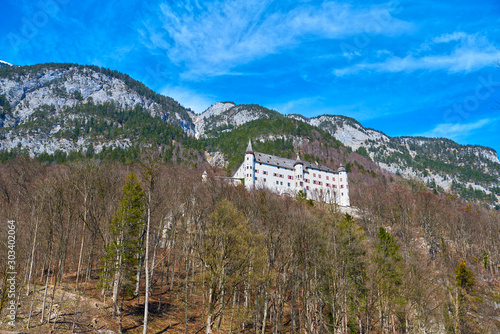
[338,164,350,206]
[244,139,255,189]
[294,154,304,193]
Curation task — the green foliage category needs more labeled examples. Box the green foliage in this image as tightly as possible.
[321,213,367,332]
[0,94,10,117]
[202,117,342,172]
[197,199,266,320]
[490,186,500,196]
[101,173,145,294]
[0,62,194,125]
[451,180,497,204]
[296,190,307,202]
[454,260,475,292]
[355,146,370,159]
[481,251,489,270]
[374,227,404,304]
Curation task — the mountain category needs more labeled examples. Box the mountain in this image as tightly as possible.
[0,63,195,156]
[291,115,499,204]
[192,101,282,138]
[0,60,12,68]
[0,63,498,206]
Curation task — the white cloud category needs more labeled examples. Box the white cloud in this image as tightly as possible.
[433,31,470,44]
[269,96,323,115]
[141,0,414,79]
[334,32,500,76]
[417,118,497,141]
[160,85,214,113]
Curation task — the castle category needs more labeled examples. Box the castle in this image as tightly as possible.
[232,140,350,206]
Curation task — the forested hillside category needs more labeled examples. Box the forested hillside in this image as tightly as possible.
[0,155,499,333]
[0,62,500,333]
[1,63,499,207]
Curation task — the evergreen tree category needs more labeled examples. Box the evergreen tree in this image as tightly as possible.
[374,227,404,332]
[101,173,145,324]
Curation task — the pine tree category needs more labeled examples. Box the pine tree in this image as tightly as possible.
[374,227,404,332]
[101,173,145,325]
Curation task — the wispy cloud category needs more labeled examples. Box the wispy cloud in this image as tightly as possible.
[140,0,413,79]
[334,32,500,76]
[432,31,470,44]
[417,118,498,141]
[160,85,214,113]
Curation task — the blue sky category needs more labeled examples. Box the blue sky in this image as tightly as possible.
[1,0,500,152]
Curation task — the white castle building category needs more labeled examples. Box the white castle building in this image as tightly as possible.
[232,140,350,206]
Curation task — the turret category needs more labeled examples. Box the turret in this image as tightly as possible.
[337,164,350,206]
[293,154,304,192]
[245,139,255,189]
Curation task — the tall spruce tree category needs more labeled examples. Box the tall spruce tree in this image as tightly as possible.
[101,173,145,324]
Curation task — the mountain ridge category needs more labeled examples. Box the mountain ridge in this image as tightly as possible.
[0,62,498,206]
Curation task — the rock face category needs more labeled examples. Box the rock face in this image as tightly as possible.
[192,102,281,138]
[0,63,194,154]
[0,63,498,205]
[287,114,499,201]
[305,114,389,150]
[0,65,192,127]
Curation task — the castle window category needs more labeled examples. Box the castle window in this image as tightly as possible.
[287,183,290,187]
[273,173,278,177]
[263,171,268,175]
[305,179,310,183]
[340,178,342,182]
[280,181,283,185]
[255,170,259,173]
[306,186,310,190]
[333,185,337,188]
[264,178,266,182]
[326,176,329,180]
[300,181,303,186]
[326,183,330,187]
[313,173,316,177]
[318,175,321,179]
[341,185,344,188]
[276,181,279,185]
[318,181,322,186]
[280,174,284,178]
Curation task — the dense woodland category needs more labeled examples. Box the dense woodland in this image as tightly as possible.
[0,149,499,333]
[0,63,499,333]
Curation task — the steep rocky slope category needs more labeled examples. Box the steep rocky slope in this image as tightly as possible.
[0,63,194,155]
[0,63,498,206]
[288,114,500,204]
[192,102,281,138]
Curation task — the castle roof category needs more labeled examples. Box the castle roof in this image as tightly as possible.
[246,139,253,153]
[254,152,337,173]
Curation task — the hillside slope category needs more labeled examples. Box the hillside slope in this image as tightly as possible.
[0,62,498,206]
[0,63,195,155]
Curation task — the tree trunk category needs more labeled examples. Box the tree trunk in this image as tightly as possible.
[143,187,152,334]
[40,256,52,325]
[26,217,39,296]
[206,287,214,334]
[112,236,124,318]
[261,290,269,334]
